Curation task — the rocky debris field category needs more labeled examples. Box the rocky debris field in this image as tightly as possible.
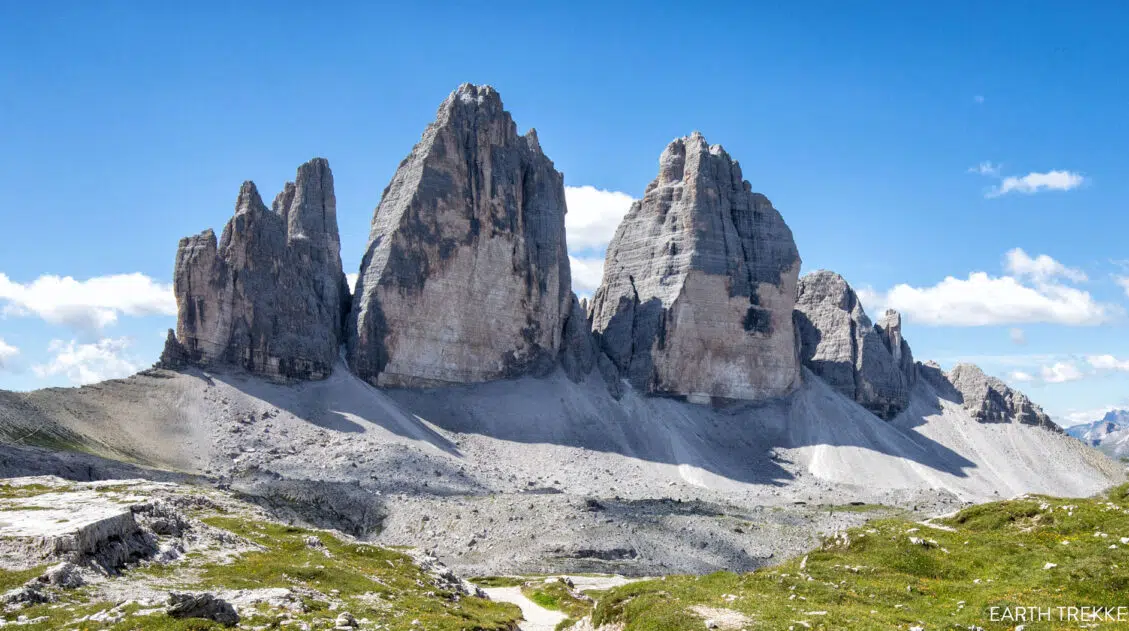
[0,476,523,630]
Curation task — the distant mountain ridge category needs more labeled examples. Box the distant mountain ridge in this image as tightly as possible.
[1067,409,1129,457]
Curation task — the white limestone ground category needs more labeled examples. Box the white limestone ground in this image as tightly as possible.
[0,360,1120,578]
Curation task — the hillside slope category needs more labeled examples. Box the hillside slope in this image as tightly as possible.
[0,363,1121,575]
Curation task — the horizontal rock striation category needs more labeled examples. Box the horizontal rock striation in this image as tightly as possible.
[793,271,914,420]
[170,158,349,381]
[347,84,571,388]
[589,132,802,403]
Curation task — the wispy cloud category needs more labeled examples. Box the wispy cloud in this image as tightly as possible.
[1009,370,1035,382]
[0,273,175,331]
[989,170,1085,198]
[1041,361,1084,383]
[969,162,1086,198]
[0,338,18,370]
[1087,354,1129,372]
[1009,327,1027,345]
[32,337,141,385]
[968,161,1000,177]
[1004,248,1087,283]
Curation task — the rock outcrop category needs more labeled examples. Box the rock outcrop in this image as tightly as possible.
[347,84,571,387]
[793,271,912,419]
[589,132,801,403]
[945,363,1059,430]
[171,159,349,381]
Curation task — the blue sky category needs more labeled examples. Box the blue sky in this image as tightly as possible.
[2,2,1127,426]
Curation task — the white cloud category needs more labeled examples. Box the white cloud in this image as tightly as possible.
[346,273,359,293]
[1114,276,1129,297]
[1004,248,1087,283]
[0,338,18,369]
[32,338,141,385]
[968,161,1000,176]
[987,170,1085,198]
[1009,370,1035,382]
[879,271,1113,326]
[564,186,634,251]
[569,256,605,295]
[1009,327,1026,345]
[1087,354,1129,372]
[0,273,175,331]
[1041,361,1084,383]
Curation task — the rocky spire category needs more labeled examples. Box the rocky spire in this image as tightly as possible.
[793,271,911,419]
[589,132,802,403]
[876,309,916,386]
[170,158,349,381]
[346,84,571,387]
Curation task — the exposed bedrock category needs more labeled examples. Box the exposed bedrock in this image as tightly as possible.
[589,132,802,403]
[168,158,349,381]
[793,270,913,420]
[938,362,1059,431]
[346,83,572,388]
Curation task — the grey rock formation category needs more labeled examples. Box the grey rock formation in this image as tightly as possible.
[171,159,349,381]
[560,293,597,383]
[166,592,239,626]
[589,132,801,403]
[347,84,571,387]
[793,271,910,420]
[876,309,916,386]
[156,329,189,370]
[946,363,1058,430]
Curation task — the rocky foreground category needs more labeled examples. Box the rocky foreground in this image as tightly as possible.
[0,476,520,630]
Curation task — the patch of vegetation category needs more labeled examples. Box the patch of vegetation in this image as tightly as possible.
[0,515,522,630]
[592,485,1129,630]
[0,482,70,499]
[470,575,527,587]
[521,578,593,619]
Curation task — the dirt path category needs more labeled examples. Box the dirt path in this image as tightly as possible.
[481,586,566,631]
[480,575,642,631]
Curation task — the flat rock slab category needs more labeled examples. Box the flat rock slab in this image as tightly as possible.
[0,477,148,567]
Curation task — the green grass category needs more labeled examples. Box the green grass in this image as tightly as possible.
[0,515,522,630]
[592,483,1129,630]
[520,578,592,619]
[470,575,527,587]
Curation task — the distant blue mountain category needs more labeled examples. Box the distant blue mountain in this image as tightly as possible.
[1066,409,1129,456]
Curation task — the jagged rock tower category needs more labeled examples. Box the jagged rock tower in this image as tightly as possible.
[347,84,572,387]
[589,132,802,403]
[793,270,913,419]
[168,158,349,380]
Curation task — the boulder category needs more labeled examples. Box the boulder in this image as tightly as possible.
[171,159,349,381]
[793,271,910,420]
[166,592,239,626]
[347,84,571,388]
[589,132,801,403]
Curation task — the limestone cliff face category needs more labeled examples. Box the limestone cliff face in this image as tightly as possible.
[793,271,912,420]
[346,84,571,387]
[171,158,349,380]
[944,363,1059,431]
[589,132,801,403]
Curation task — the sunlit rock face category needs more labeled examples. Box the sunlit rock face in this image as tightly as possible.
[346,84,571,388]
[171,158,349,380]
[589,132,802,403]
